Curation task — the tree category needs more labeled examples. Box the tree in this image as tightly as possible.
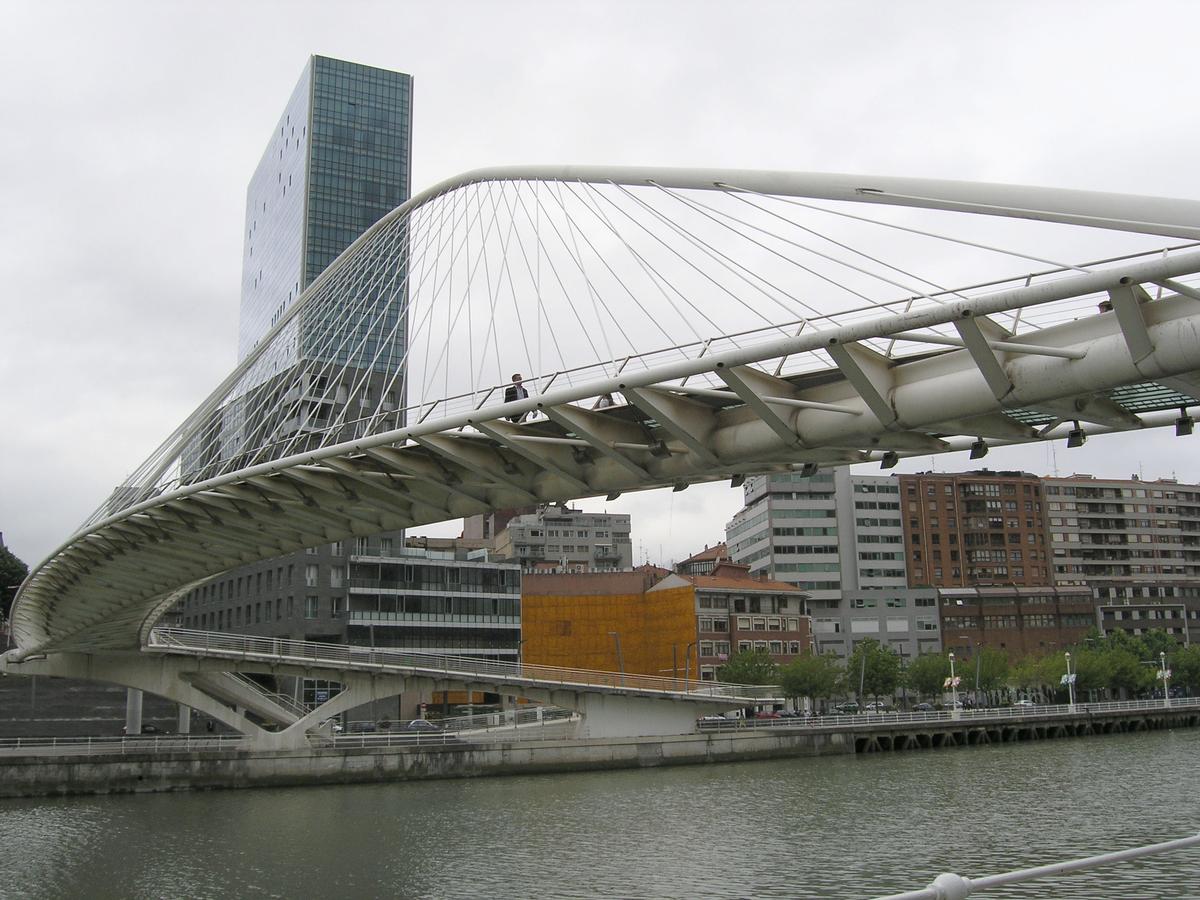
[1010,655,1053,697]
[904,653,950,700]
[779,653,842,710]
[1169,644,1200,694]
[1139,629,1176,660]
[716,648,779,685]
[1105,648,1152,698]
[974,648,1010,699]
[845,639,901,703]
[0,543,29,623]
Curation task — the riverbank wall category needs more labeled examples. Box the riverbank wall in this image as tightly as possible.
[7,702,1198,799]
[0,729,853,799]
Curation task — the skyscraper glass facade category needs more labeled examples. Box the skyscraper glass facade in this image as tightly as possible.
[237,56,413,368]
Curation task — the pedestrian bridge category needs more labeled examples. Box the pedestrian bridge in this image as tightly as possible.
[9,166,1200,742]
[1,628,778,746]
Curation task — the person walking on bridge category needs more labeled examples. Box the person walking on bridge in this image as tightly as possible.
[504,373,529,422]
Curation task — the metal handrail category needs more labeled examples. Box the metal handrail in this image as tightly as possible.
[874,832,1200,899]
[0,734,246,756]
[146,627,780,702]
[226,671,309,718]
[698,696,1200,731]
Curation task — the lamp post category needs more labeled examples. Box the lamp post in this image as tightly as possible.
[608,631,625,685]
[1064,651,1076,711]
[948,651,959,718]
[957,634,983,708]
[858,645,867,704]
[684,641,697,692]
[1160,651,1172,709]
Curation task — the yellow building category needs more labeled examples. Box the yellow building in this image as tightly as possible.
[522,568,695,677]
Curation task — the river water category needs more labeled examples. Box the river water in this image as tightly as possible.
[1,729,1197,899]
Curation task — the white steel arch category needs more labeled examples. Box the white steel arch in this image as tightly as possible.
[9,166,1200,662]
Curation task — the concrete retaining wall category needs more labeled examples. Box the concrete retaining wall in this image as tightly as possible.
[0,730,854,798]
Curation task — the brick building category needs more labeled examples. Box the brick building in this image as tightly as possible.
[899,470,1052,589]
[648,562,812,681]
[937,585,1096,657]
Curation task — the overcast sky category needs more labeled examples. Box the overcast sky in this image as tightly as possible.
[4,0,1200,569]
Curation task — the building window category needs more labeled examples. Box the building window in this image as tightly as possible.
[305,595,319,619]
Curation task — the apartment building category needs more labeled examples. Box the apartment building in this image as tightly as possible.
[492,504,632,572]
[649,562,811,680]
[898,470,1052,589]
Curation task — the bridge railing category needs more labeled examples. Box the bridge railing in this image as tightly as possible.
[0,734,246,757]
[147,628,779,702]
[874,832,1200,899]
[699,696,1200,731]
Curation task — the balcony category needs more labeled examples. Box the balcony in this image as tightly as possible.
[341,610,520,628]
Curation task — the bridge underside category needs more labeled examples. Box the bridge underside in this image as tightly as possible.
[17,260,1200,657]
[11,167,1200,663]
[0,641,759,747]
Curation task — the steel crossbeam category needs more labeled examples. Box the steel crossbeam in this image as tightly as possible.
[9,168,1200,661]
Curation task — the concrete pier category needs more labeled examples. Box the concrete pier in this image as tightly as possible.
[3,701,1196,800]
[0,729,853,799]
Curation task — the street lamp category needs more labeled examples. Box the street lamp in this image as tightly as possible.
[948,651,959,717]
[858,645,867,704]
[1159,651,1172,709]
[684,641,697,692]
[608,631,625,685]
[1064,651,1076,710]
[958,634,983,708]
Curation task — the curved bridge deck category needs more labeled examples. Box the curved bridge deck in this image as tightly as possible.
[147,627,776,706]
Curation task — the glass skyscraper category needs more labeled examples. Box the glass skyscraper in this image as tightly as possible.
[237,55,413,362]
[177,57,521,725]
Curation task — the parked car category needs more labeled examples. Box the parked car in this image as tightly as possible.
[754,710,781,719]
[835,702,860,714]
[400,719,442,733]
[347,721,377,733]
[863,701,893,712]
[1014,699,1036,708]
[912,702,934,712]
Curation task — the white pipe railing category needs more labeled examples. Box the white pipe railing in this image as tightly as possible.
[698,696,1200,731]
[873,832,1200,899]
[0,735,246,757]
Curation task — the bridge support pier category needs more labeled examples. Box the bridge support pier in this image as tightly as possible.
[552,690,708,739]
[125,688,143,737]
[2,653,286,748]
